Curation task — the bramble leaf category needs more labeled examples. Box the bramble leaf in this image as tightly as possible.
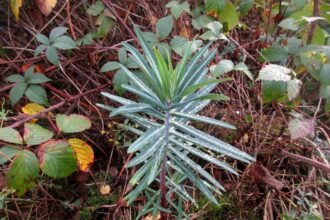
[56,114,92,133]
[38,140,77,178]
[68,138,94,172]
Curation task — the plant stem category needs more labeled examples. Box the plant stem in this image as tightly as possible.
[307,0,320,44]
[160,109,171,220]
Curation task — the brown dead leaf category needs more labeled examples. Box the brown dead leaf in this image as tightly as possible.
[246,163,284,191]
[35,0,57,16]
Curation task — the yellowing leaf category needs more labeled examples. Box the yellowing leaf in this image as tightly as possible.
[22,103,50,123]
[35,0,57,16]
[10,0,23,22]
[22,103,46,115]
[68,138,94,172]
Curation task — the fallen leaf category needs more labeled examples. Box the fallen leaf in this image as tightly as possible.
[68,138,94,172]
[143,213,160,220]
[22,103,48,123]
[288,119,315,140]
[10,0,23,22]
[35,0,57,16]
[100,184,111,195]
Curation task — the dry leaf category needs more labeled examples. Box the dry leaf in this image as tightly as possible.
[35,0,57,16]
[100,184,111,195]
[22,103,46,115]
[22,103,47,123]
[68,138,94,172]
[143,213,160,220]
[10,0,23,22]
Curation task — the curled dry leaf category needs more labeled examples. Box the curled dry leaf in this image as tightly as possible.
[68,138,94,172]
[35,0,57,16]
[100,184,111,195]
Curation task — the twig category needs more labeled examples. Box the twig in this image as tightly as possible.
[281,150,330,173]
[8,83,110,128]
[102,0,138,43]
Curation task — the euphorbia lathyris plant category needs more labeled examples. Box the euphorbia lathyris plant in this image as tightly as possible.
[0,113,93,196]
[98,26,254,218]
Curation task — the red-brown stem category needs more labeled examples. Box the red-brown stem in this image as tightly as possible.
[8,82,110,128]
[306,0,320,44]
[281,150,330,173]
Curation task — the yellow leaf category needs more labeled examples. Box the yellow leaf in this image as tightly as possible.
[10,0,23,22]
[68,138,94,172]
[100,184,111,195]
[35,0,57,16]
[22,103,47,123]
[22,103,46,115]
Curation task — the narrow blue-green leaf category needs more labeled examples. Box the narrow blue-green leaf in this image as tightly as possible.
[128,126,165,153]
[170,138,238,175]
[121,84,166,109]
[119,63,160,101]
[133,26,163,88]
[169,146,225,191]
[171,111,236,129]
[130,160,153,187]
[110,103,155,117]
[100,92,135,105]
[127,137,164,167]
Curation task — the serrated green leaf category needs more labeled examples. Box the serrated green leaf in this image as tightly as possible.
[210,60,234,77]
[166,1,190,19]
[23,123,53,146]
[156,15,174,39]
[53,36,77,50]
[9,83,27,106]
[0,146,21,165]
[34,44,48,56]
[260,47,289,62]
[49,27,68,42]
[36,34,50,45]
[0,127,23,144]
[113,70,129,95]
[27,73,51,84]
[234,63,254,81]
[6,74,25,83]
[38,140,77,178]
[87,1,105,16]
[6,150,39,196]
[100,61,120,72]
[25,85,48,105]
[239,0,254,16]
[56,114,91,133]
[46,46,59,66]
[257,64,291,82]
[262,80,287,103]
[278,18,299,31]
[320,64,330,86]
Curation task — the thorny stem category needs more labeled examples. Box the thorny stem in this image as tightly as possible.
[160,107,171,220]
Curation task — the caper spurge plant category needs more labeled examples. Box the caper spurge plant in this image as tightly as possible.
[98,26,254,219]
